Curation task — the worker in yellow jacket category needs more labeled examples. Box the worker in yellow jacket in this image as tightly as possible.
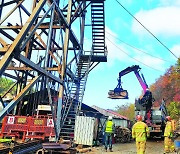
[104,116,115,152]
[164,116,175,153]
[132,115,150,154]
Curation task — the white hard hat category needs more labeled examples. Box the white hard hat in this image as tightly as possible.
[108,116,112,120]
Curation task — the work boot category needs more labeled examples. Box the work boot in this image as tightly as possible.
[110,149,113,152]
[105,147,107,152]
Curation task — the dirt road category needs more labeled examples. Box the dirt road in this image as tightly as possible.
[87,139,176,154]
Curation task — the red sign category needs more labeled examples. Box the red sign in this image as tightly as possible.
[7,116,15,124]
[47,119,54,127]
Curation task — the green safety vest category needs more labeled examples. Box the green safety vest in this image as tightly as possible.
[105,120,114,133]
[0,138,12,143]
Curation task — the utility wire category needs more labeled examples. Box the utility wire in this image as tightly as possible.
[115,0,179,59]
[85,22,172,64]
[85,13,173,69]
[106,31,173,64]
[106,37,164,72]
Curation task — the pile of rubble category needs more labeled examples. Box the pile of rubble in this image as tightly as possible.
[114,126,132,143]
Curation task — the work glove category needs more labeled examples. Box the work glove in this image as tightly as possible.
[168,136,173,139]
[114,134,116,137]
[103,132,105,135]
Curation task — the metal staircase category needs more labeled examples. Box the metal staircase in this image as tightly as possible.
[60,54,92,140]
[0,0,107,145]
[91,1,106,58]
[59,0,106,141]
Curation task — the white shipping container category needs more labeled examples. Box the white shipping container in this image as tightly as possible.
[74,116,97,146]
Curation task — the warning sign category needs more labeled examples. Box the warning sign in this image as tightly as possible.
[47,119,54,127]
[7,116,15,124]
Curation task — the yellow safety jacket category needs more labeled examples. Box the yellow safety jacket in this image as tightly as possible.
[164,121,173,137]
[105,120,114,133]
[132,121,150,142]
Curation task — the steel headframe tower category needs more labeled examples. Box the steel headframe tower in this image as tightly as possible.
[0,0,107,140]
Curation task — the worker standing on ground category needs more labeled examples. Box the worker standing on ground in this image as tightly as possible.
[104,116,115,152]
[132,115,149,154]
[164,116,175,153]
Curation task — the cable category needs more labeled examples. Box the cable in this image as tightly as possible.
[106,37,164,72]
[115,0,179,59]
[85,16,174,64]
[84,9,174,70]
[106,31,173,64]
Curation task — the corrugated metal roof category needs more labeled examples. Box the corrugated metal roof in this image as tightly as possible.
[106,109,129,120]
[81,103,104,118]
[91,105,129,120]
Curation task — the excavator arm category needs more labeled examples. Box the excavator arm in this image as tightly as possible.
[108,65,149,99]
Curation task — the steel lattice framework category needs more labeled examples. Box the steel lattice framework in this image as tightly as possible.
[0,0,106,140]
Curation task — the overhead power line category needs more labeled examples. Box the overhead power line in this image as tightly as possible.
[115,0,179,59]
[106,37,164,72]
[106,31,173,64]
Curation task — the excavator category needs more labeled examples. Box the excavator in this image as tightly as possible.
[108,65,167,138]
[108,65,147,100]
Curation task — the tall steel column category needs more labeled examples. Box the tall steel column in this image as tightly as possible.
[0,0,106,140]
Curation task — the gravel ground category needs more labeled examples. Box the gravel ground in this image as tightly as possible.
[86,139,177,154]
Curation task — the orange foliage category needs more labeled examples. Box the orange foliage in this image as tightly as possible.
[150,60,180,106]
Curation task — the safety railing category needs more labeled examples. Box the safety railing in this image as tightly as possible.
[0,115,55,141]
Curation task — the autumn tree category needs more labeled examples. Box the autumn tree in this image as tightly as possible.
[150,58,180,106]
[0,77,16,96]
[149,59,180,120]
[167,102,180,120]
[115,103,135,121]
